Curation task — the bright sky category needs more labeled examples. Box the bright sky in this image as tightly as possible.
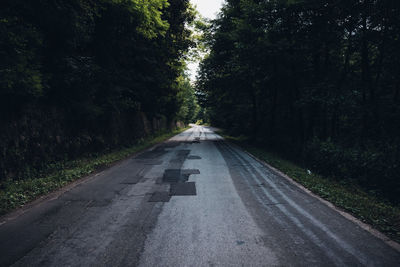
[188,0,225,81]
[191,0,225,20]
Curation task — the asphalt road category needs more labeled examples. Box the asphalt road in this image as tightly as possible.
[0,126,399,266]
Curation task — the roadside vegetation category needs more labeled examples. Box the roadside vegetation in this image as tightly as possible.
[0,127,188,216]
[0,0,197,186]
[197,1,400,208]
[0,0,204,213]
[223,133,400,244]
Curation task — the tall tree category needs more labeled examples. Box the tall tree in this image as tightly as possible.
[197,0,400,203]
[0,0,195,180]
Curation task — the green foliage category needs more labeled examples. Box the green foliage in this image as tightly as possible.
[304,139,400,198]
[129,0,170,38]
[176,75,200,123]
[0,0,195,184]
[197,0,400,203]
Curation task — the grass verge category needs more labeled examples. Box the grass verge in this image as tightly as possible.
[223,134,400,244]
[0,127,189,216]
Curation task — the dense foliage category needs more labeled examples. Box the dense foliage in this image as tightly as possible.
[176,75,201,123]
[0,0,195,181]
[198,0,400,203]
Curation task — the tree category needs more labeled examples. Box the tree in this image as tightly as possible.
[0,0,196,181]
[197,0,400,203]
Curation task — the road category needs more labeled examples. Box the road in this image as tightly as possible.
[0,125,399,266]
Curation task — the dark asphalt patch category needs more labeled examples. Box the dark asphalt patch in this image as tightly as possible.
[148,192,171,202]
[163,169,183,183]
[169,150,191,164]
[181,169,201,175]
[170,182,197,196]
[188,155,201,160]
[163,169,200,183]
[182,138,201,145]
[177,150,191,156]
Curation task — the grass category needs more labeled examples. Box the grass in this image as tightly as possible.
[0,127,188,216]
[222,134,400,244]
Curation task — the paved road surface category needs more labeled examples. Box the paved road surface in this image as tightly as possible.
[1,126,399,266]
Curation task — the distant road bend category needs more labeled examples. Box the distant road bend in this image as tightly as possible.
[1,126,399,266]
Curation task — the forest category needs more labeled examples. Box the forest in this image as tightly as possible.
[197,0,400,203]
[1,0,400,261]
[0,0,199,182]
[1,0,400,206]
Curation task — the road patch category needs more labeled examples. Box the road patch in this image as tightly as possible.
[170,182,197,196]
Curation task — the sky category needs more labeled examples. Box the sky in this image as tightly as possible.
[190,0,225,20]
[188,0,225,81]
